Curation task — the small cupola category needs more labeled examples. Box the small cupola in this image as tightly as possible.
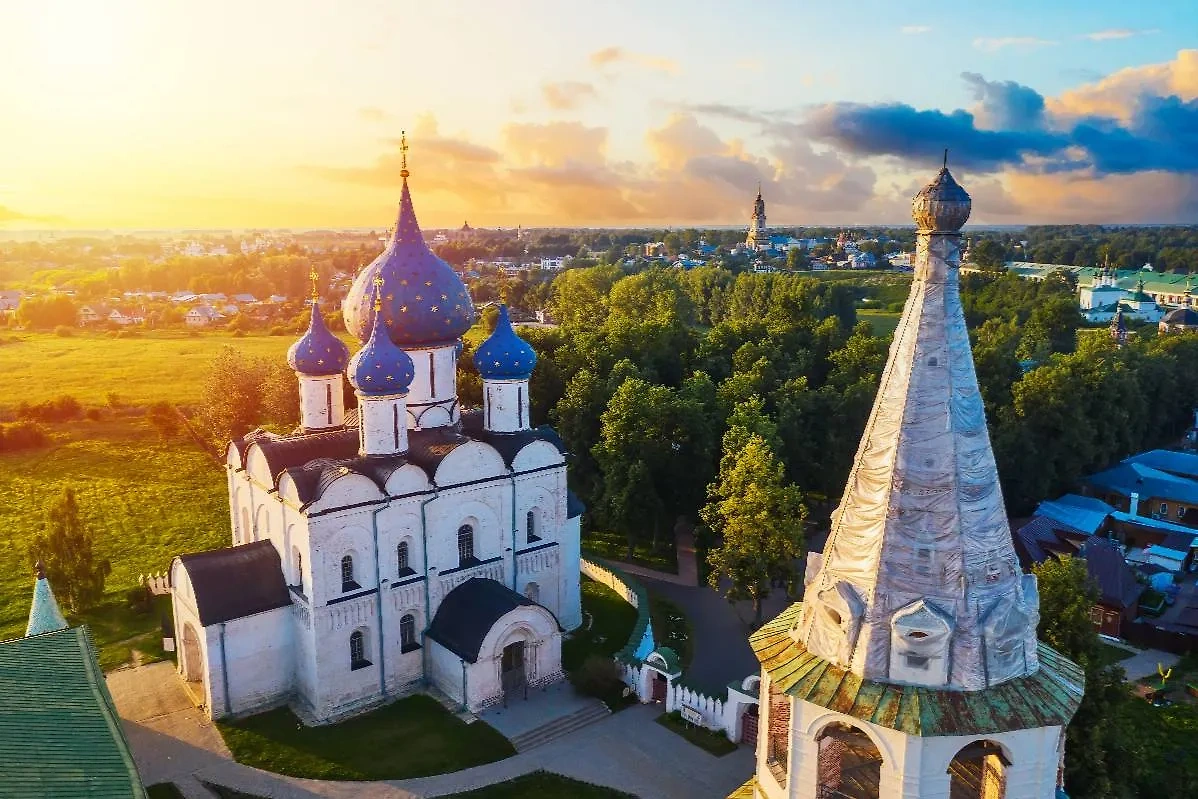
[474,305,537,433]
[288,274,351,431]
[348,278,416,456]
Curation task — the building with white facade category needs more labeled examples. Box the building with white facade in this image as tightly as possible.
[731,166,1083,799]
[170,160,582,724]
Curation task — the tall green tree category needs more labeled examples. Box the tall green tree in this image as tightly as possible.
[28,488,111,613]
[1033,556,1140,799]
[703,432,806,625]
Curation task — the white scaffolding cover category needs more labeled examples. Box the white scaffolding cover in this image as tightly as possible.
[797,169,1039,691]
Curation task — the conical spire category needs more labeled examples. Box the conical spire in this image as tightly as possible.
[796,166,1038,692]
[26,561,68,637]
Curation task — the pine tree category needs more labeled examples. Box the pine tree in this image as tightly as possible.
[28,488,112,613]
[703,431,805,625]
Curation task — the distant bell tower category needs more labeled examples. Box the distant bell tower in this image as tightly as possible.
[746,184,769,250]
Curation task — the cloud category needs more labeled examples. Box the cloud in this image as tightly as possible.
[1050,49,1198,121]
[589,46,680,75]
[0,205,30,223]
[973,37,1057,52]
[900,25,932,35]
[358,106,389,123]
[1082,28,1159,41]
[961,72,1046,130]
[541,81,597,110]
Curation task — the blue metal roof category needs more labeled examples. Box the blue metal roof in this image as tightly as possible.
[1086,461,1198,506]
[1110,510,1198,538]
[342,177,476,348]
[1035,494,1114,536]
[25,575,68,637]
[473,305,536,380]
[1125,449,1198,481]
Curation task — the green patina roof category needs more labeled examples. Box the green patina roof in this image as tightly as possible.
[646,646,682,675]
[26,576,68,637]
[0,626,145,798]
[750,603,1084,738]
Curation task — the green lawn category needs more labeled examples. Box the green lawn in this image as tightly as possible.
[1095,641,1132,669]
[444,771,635,798]
[0,330,319,411]
[563,576,638,672]
[0,418,227,655]
[655,712,738,756]
[217,694,515,780]
[583,529,678,574]
[856,310,902,337]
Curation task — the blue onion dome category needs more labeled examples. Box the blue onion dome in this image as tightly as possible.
[342,177,476,348]
[474,305,537,380]
[287,301,350,376]
[348,285,416,396]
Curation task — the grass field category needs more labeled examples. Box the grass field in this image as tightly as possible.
[0,331,329,411]
[0,417,228,658]
[562,577,638,672]
[856,310,902,336]
[217,694,515,780]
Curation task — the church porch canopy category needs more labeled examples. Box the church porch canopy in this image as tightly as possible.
[427,577,560,663]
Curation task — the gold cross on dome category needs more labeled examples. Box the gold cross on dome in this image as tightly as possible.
[373,275,384,312]
[400,130,410,179]
[310,268,319,302]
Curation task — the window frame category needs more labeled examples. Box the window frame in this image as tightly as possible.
[397,541,414,577]
[400,613,420,653]
[341,554,361,593]
[526,509,541,543]
[457,524,477,567]
[349,630,371,670]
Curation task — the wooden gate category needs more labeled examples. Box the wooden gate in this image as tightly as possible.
[741,705,759,746]
[501,641,526,703]
[652,673,667,701]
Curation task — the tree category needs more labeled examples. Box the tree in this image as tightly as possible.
[27,488,111,613]
[970,239,1007,271]
[146,400,179,438]
[1033,555,1139,799]
[17,294,78,329]
[703,432,806,625]
[196,346,272,447]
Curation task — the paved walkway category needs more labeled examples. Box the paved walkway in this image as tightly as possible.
[1116,647,1181,681]
[109,663,752,799]
[606,523,701,587]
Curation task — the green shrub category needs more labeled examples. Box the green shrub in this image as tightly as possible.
[84,407,103,421]
[54,325,74,337]
[18,395,83,422]
[0,421,49,452]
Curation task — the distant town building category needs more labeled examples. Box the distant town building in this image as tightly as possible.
[745,186,769,251]
[185,305,224,327]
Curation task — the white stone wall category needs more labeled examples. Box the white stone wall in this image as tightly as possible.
[357,392,409,457]
[757,695,1065,799]
[298,374,345,430]
[405,344,459,429]
[207,607,295,719]
[483,379,530,432]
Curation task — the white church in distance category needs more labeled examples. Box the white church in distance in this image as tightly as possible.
[170,154,582,724]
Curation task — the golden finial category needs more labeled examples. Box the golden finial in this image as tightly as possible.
[309,267,319,302]
[373,275,384,313]
[400,130,410,179]
[943,148,949,169]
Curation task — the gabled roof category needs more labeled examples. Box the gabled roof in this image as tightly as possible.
[1078,538,1144,610]
[750,603,1084,737]
[1035,494,1113,536]
[1086,461,1198,506]
[0,626,145,798]
[426,578,544,663]
[177,541,290,626]
[1013,515,1087,566]
[1125,450,1198,481]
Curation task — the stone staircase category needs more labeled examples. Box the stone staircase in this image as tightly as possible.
[507,700,610,752]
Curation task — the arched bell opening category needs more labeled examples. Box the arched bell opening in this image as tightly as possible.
[815,722,883,799]
[948,739,1010,799]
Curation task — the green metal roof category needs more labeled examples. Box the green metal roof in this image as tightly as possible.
[750,603,1084,737]
[0,626,145,798]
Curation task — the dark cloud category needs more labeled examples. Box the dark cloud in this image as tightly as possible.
[804,102,1066,171]
[961,72,1046,130]
[803,70,1198,178]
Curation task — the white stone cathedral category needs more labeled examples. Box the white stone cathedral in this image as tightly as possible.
[733,166,1084,799]
[170,157,582,724]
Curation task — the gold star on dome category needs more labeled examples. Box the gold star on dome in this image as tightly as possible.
[400,279,409,286]
[365,374,373,381]
[440,294,448,301]
[424,281,432,287]
[494,361,501,367]
[401,306,408,313]
[415,294,423,302]
[430,305,439,313]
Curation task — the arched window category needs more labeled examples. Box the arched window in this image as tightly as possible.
[397,541,413,576]
[400,613,418,652]
[948,740,1009,799]
[341,555,359,592]
[349,630,370,670]
[815,722,883,798]
[457,525,475,566]
[293,548,303,594]
[526,510,541,543]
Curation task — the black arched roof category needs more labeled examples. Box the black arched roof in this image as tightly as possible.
[177,541,290,626]
[426,578,547,663]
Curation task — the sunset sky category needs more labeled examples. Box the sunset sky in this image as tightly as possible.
[2,0,1196,229]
